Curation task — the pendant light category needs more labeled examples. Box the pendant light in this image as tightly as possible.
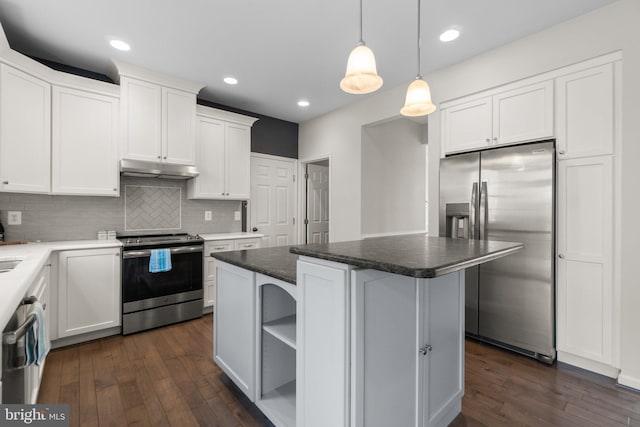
[401,0,436,116]
[340,0,383,94]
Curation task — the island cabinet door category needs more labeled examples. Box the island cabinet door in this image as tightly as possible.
[350,269,464,427]
[419,271,465,427]
[214,261,256,401]
[296,258,352,427]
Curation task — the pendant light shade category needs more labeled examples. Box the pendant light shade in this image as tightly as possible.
[340,0,383,94]
[340,43,383,94]
[401,77,436,116]
[401,0,436,117]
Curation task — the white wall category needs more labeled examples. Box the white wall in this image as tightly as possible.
[299,0,640,388]
[361,118,426,237]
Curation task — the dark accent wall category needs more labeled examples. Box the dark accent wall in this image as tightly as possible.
[197,99,299,159]
[30,57,299,159]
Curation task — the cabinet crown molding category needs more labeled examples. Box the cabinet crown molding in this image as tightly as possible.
[110,59,204,94]
[196,104,259,127]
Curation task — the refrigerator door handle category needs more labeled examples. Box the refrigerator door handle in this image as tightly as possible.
[470,182,478,239]
[480,181,488,240]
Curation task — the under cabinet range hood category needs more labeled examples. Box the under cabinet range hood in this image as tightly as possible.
[119,159,199,179]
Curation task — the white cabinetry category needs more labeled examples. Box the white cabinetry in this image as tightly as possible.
[120,76,197,165]
[204,237,262,309]
[351,269,463,427]
[296,258,352,427]
[557,156,615,374]
[25,263,50,404]
[554,55,620,377]
[57,247,121,338]
[256,274,297,427]
[188,106,258,200]
[441,80,553,156]
[555,63,616,159]
[0,63,51,194]
[214,261,256,399]
[51,86,119,196]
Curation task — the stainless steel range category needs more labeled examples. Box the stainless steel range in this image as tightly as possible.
[119,233,204,335]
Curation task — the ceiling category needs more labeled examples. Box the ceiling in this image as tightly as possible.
[0,0,618,123]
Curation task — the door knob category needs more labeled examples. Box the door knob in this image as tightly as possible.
[558,254,565,259]
[252,227,258,232]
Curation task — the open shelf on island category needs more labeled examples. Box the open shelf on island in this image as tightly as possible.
[262,315,296,349]
[258,380,296,427]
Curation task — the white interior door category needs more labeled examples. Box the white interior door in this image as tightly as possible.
[306,163,329,244]
[250,154,296,247]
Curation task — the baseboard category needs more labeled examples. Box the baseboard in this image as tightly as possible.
[51,326,121,349]
[557,351,620,378]
[617,373,640,392]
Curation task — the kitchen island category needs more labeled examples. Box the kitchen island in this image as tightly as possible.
[211,235,522,427]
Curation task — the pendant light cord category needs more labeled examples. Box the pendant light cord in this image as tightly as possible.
[359,0,364,44]
[417,0,422,78]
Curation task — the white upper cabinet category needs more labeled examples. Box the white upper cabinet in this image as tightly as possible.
[188,106,258,200]
[492,80,554,146]
[162,87,196,164]
[555,62,616,159]
[441,96,493,156]
[0,63,51,194]
[113,61,202,166]
[226,123,252,199]
[51,86,120,196]
[441,80,553,156]
[120,77,162,162]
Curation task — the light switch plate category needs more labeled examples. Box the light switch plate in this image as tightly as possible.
[7,211,21,225]
[234,211,241,221]
[205,211,212,221]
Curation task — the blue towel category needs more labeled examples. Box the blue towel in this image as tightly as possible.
[149,248,172,273]
[24,302,50,366]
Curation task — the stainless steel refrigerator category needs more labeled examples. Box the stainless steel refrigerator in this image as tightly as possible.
[439,141,555,363]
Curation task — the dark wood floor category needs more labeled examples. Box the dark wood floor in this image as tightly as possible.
[39,314,640,426]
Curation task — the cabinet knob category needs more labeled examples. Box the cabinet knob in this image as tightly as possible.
[163,156,167,160]
[493,137,498,142]
[558,254,565,259]
[2,181,8,185]
[157,156,161,159]
[558,150,566,155]
[485,138,490,143]
[252,227,258,232]
[221,193,225,196]
[419,344,432,355]
[113,188,117,192]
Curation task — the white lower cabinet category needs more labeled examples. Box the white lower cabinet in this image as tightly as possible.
[214,261,257,399]
[204,238,262,309]
[57,247,121,338]
[556,155,615,375]
[351,269,463,427]
[25,263,50,404]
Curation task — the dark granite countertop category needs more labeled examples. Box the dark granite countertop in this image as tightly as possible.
[289,234,523,278]
[210,245,298,284]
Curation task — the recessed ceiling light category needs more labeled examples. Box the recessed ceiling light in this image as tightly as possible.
[439,29,460,42]
[224,77,238,85]
[297,100,310,107]
[109,39,130,51]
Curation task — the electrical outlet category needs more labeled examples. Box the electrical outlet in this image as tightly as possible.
[204,211,212,221]
[234,211,241,221]
[7,211,21,225]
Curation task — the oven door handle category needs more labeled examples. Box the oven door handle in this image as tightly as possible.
[122,245,203,259]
